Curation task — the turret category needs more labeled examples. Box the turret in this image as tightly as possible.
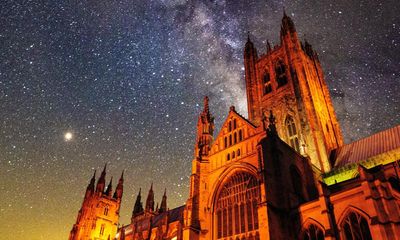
[280,9,296,36]
[113,170,124,200]
[195,96,214,158]
[280,9,300,49]
[96,163,107,194]
[159,188,167,213]
[132,188,144,217]
[244,33,261,126]
[105,177,113,197]
[145,183,155,212]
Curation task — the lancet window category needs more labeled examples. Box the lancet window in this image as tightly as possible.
[263,72,272,94]
[301,224,324,240]
[341,211,372,240]
[215,172,259,239]
[275,61,288,87]
[286,116,300,152]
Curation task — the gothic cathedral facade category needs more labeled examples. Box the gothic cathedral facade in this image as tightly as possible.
[70,13,400,240]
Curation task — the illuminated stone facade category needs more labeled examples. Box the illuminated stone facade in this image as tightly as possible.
[69,165,123,240]
[71,13,400,240]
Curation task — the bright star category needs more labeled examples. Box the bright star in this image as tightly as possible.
[64,132,73,141]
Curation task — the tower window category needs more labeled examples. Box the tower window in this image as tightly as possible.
[286,116,300,152]
[263,72,272,94]
[275,61,288,87]
[100,224,105,236]
[224,137,227,148]
[233,119,237,129]
[104,205,109,216]
[228,121,232,131]
[234,132,237,144]
[239,130,243,141]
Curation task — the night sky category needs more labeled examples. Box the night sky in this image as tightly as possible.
[1,1,399,239]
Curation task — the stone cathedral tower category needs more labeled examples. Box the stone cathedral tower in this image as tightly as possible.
[69,165,124,240]
[244,12,343,172]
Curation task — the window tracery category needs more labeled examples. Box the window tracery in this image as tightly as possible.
[301,224,324,240]
[215,172,259,239]
[286,116,300,152]
[341,211,372,240]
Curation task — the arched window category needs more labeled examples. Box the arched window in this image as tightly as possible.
[239,130,243,141]
[301,224,324,240]
[234,132,237,144]
[263,72,272,94]
[224,137,228,148]
[229,135,232,146]
[237,149,241,157]
[275,61,288,87]
[215,172,259,239]
[227,154,231,161]
[286,116,300,152]
[290,166,305,203]
[233,119,237,129]
[228,121,232,131]
[232,151,236,159]
[341,211,372,240]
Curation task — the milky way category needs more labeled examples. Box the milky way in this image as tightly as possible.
[0,1,399,239]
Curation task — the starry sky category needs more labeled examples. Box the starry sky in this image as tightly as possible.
[0,0,399,239]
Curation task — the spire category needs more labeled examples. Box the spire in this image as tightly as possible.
[145,183,155,212]
[245,31,257,57]
[203,96,209,114]
[96,163,107,193]
[132,188,143,216]
[196,96,215,158]
[281,8,296,35]
[85,170,96,198]
[267,40,272,53]
[105,177,113,197]
[159,188,167,213]
[113,170,124,200]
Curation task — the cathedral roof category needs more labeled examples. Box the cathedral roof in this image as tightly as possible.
[331,124,400,168]
[151,205,185,226]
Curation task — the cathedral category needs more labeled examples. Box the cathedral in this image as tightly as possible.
[69,13,400,240]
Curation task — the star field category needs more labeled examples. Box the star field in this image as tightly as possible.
[0,1,399,239]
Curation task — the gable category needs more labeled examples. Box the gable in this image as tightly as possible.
[209,107,258,156]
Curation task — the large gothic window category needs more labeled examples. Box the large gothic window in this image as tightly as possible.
[275,61,288,87]
[286,116,300,152]
[263,72,272,94]
[215,172,259,239]
[301,224,324,240]
[341,211,372,240]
